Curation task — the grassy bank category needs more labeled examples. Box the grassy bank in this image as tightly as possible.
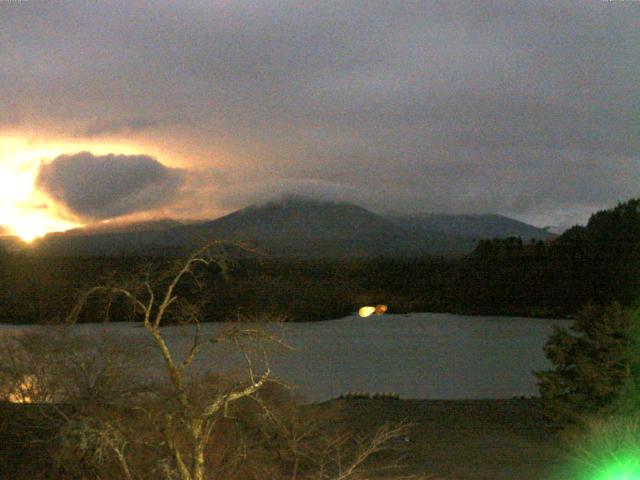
[1,398,567,480]
[329,398,566,480]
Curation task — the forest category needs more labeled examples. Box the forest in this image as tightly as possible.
[2,198,640,325]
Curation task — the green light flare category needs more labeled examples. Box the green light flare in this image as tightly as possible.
[587,454,640,480]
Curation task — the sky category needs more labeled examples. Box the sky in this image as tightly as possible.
[1,0,639,240]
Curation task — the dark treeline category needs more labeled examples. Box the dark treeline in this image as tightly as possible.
[459,198,640,316]
[0,252,459,324]
[2,198,640,324]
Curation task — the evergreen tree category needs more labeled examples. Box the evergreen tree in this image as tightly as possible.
[536,302,634,428]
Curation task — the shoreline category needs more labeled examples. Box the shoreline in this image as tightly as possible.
[0,310,569,327]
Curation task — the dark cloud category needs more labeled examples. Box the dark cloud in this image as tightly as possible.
[36,152,184,220]
[2,1,639,226]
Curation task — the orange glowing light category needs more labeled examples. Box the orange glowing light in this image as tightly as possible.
[0,136,152,242]
[359,306,376,317]
[358,305,388,318]
[6,375,38,403]
[0,147,78,241]
[375,304,388,314]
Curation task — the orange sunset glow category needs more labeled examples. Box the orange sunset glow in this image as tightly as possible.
[1,3,639,479]
[0,137,155,242]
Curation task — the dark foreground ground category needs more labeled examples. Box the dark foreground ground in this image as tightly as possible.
[331,398,566,480]
[0,398,566,480]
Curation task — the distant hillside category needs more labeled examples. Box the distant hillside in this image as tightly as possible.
[61,219,184,236]
[34,198,550,257]
[390,213,554,243]
[448,197,640,316]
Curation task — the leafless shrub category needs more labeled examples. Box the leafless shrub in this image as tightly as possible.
[0,328,150,405]
[2,244,428,480]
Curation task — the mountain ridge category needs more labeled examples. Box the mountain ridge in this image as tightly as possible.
[32,198,552,257]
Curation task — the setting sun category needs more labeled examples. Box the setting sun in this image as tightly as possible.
[0,139,79,241]
[0,137,152,242]
[8,214,75,243]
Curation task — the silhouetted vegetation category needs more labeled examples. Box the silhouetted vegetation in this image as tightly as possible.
[0,247,415,480]
[535,303,638,429]
[535,303,640,478]
[0,253,461,323]
[459,199,640,316]
[2,198,640,324]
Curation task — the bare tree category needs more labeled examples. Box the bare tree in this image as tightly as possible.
[1,243,428,480]
[0,328,149,405]
[247,396,418,480]
[57,243,285,480]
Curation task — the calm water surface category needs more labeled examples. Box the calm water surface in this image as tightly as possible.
[0,313,571,402]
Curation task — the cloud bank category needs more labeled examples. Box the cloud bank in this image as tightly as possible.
[36,152,184,221]
[2,1,639,226]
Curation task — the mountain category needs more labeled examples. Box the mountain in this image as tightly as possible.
[34,198,551,257]
[179,197,479,257]
[60,219,184,236]
[35,198,445,257]
[389,213,555,243]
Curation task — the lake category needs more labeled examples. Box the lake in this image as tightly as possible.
[0,313,571,402]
